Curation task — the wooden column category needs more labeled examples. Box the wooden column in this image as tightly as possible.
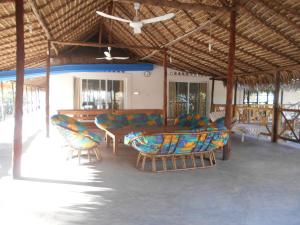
[233,79,238,117]
[272,71,280,143]
[210,78,215,112]
[163,50,168,126]
[13,0,25,179]
[46,41,50,137]
[0,82,5,120]
[223,4,237,160]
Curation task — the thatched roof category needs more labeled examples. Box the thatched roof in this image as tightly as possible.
[0,0,299,86]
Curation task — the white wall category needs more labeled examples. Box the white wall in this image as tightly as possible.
[49,65,240,116]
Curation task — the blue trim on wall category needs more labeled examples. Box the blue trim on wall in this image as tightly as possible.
[0,63,154,81]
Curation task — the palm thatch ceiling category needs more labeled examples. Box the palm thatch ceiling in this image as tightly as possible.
[0,0,299,86]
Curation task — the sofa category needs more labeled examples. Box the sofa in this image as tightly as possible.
[95,112,163,130]
[125,129,229,172]
[51,114,102,163]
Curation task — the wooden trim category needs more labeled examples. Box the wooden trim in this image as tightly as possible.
[51,40,162,51]
[223,3,237,161]
[118,0,230,12]
[46,41,50,137]
[13,0,25,179]
[27,0,58,55]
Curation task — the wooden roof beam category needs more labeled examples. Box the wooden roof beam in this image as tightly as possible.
[27,0,58,55]
[118,0,230,13]
[51,40,163,51]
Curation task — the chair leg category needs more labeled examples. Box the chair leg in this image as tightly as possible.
[162,157,167,171]
[87,149,91,162]
[181,156,186,169]
[172,156,177,170]
[191,154,196,168]
[200,152,205,167]
[152,156,157,172]
[78,150,81,164]
[136,152,142,167]
[208,152,213,166]
[141,155,146,171]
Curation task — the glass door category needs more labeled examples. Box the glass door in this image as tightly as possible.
[168,82,207,118]
[81,79,124,110]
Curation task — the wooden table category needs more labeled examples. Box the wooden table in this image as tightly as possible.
[105,126,178,154]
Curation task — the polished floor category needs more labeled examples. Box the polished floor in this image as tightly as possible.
[0,130,300,225]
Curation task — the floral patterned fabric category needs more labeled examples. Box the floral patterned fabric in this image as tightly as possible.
[95,113,163,130]
[125,130,229,155]
[174,114,209,130]
[51,114,102,144]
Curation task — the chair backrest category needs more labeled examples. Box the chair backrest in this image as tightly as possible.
[51,114,101,144]
[128,130,229,154]
[174,114,209,129]
[56,125,98,150]
[51,114,86,132]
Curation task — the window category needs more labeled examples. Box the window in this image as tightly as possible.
[81,79,124,110]
[243,90,274,105]
[169,82,207,118]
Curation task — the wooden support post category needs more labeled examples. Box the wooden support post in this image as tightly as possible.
[280,89,284,106]
[163,50,168,126]
[233,79,238,117]
[13,0,25,179]
[272,71,280,143]
[0,82,5,120]
[223,3,237,160]
[46,41,50,137]
[210,79,215,112]
[11,81,15,114]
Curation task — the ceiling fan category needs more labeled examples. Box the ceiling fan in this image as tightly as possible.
[96,2,175,34]
[96,47,129,61]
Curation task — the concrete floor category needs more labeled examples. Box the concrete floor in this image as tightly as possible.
[0,133,300,225]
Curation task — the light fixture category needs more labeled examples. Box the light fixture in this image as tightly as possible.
[133,91,140,95]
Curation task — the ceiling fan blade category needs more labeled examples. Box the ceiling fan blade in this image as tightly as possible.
[96,11,131,23]
[104,51,111,57]
[141,13,175,24]
[96,57,106,60]
[112,57,130,60]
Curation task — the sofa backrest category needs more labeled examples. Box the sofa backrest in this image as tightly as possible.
[127,130,229,154]
[174,114,209,129]
[95,112,163,129]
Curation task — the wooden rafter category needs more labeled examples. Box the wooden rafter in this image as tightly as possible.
[118,0,230,13]
[179,10,271,72]
[241,5,300,50]
[28,0,58,55]
[141,12,226,60]
[257,0,300,33]
[213,20,300,64]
